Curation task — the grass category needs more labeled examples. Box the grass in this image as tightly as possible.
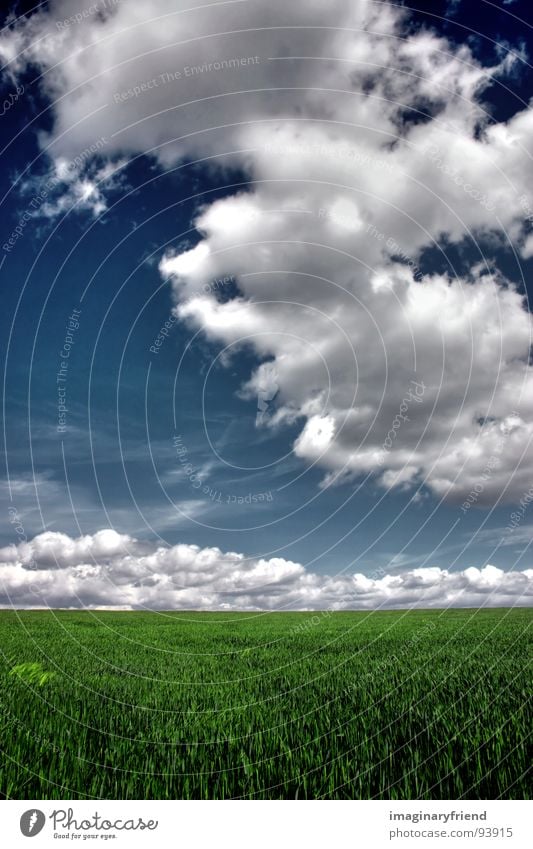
[0,607,530,799]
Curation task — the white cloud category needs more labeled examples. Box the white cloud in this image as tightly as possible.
[2,0,533,504]
[0,528,136,568]
[0,529,531,610]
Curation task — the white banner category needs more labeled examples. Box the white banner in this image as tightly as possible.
[1,800,530,848]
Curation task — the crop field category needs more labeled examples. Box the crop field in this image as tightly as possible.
[0,608,530,799]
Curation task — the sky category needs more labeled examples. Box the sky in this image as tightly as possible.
[0,0,532,609]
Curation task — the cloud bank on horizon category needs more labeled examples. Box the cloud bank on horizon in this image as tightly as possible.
[0,529,531,610]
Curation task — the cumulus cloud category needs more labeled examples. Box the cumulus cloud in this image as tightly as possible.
[2,0,533,503]
[0,529,531,610]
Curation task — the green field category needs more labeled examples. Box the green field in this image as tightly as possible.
[0,608,531,799]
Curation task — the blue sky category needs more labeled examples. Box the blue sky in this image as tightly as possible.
[0,0,532,608]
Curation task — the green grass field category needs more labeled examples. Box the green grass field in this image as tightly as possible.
[0,608,530,799]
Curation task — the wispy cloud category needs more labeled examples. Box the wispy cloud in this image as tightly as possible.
[1,529,531,610]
